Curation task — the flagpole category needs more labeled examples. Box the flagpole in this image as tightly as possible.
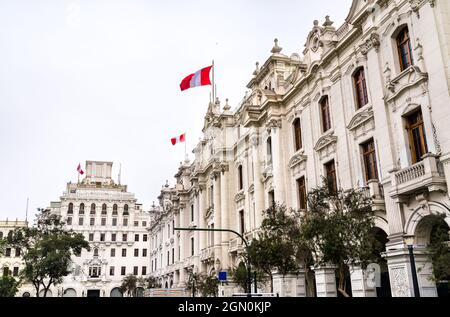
[212,60,215,101]
[184,133,188,162]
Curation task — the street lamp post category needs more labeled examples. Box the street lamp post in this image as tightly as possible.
[175,227,253,296]
[405,237,421,297]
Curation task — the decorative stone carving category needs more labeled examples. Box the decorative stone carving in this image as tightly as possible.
[347,106,375,133]
[234,192,245,203]
[391,267,410,297]
[360,32,380,55]
[289,152,308,169]
[385,66,428,103]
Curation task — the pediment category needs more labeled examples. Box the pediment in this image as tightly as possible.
[347,106,374,131]
[289,153,308,169]
[314,133,338,152]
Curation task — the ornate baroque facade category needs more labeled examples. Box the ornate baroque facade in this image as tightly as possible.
[149,0,450,297]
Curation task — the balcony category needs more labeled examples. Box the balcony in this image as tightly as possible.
[362,180,385,212]
[228,237,244,253]
[390,154,446,197]
[200,247,214,262]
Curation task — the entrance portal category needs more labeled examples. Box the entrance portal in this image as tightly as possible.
[87,290,101,297]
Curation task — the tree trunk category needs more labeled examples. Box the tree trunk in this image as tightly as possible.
[269,273,274,293]
[337,268,350,297]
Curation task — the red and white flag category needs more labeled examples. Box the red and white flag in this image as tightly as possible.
[180,66,212,91]
[171,133,186,145]
[77,163,84,175]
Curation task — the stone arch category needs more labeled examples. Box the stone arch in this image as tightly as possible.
[110,287,123,297]
[404,201,450,245]
[63,288,77,297]
[373,215,390,237]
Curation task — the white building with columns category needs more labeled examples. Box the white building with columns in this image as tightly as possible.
[149,0,450,297]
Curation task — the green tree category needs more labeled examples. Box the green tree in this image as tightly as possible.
[247,204,303,292]
[229,260,267,293]
[7,208,90,297]
[145,276,162,289]
[0,276,20,297]
[298,182,376,297]
[422,214,450,285]
[198,274,219,297]
[120,274,138,297]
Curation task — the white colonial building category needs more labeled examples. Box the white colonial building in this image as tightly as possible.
[42,160,152,297]
[149,0,450,297]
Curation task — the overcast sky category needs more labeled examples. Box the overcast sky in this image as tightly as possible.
[0,0,352,220]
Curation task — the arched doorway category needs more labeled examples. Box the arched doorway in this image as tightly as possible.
[38,289,52,297]
[371,227,392,297]
[110,287,123,297]
[22,292,31,297]
[63,288,77,297]
[415,214,450,298]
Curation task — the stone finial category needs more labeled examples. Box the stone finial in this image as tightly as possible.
[223,98,231,111]
[271,38,282,54]
[253,62,260,76]
[165,180,169,188]
[215,97,220,105]
[313,20,319,27]
[323,15,334,27]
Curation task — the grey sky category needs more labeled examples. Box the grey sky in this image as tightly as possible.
[0,0,352,220]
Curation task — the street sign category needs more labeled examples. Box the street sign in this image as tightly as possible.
[218,271,227,281]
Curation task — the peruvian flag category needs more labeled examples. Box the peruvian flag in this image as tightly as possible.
[180,66,212,91]
[77,163,84,175]
[171,133,186,145]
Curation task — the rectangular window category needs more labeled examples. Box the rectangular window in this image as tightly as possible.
[100,233,105,242]
[111,233,116,242]
[78,217,84,226]
[3,267,9,276]
[320,96,332,133]
[142,221,147,227]
[397,27,414,71]
[142,266,147,276]
[325,160,337,194]
[172,248,174,264]
[239,210,245,234]
[122,234,127,242]
[67,217,72,225]
[143,249,147,257]
[101,218,106,226]
[112,218,117,226]
[133,266,138,275]
[134,249,139,257]
[191,205,194,223]
[268,190,275,207]
[5,248,11,257]
[121,266,126,276]
[362,139,379,182]
[89,233,94,242]
[238,165,244,190]
[191,237,195,256]
[135,234,139,242]
[293,118,303,151]
[122,249,127,257]
[90,218,95,226]
[354,68,369,108]
[15,248,21,257]
[167,251,170,266]
[123,218,128,227]
[134,221,139,227]
[111,248,116,257]
[143,234,148,242]
[297,176,307,210]
[110,266,115,276]
[13,267,19,277]
[406,110,428,164]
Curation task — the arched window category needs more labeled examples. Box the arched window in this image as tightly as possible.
[397,27,413,71]
[102,204,107,215]
[79,203,85,215]
[293,118,302,151]
[353,68,368,108]
[93,248,99,257]
[320,96,332,133]
[238,165,243,191]
[266,137,272,164]
[123,204,129,216]
[90,203,96,215]
[68,203,74,214]
[113,204,118,216]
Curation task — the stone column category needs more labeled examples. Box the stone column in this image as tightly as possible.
[272,272,306,297]
[251,132,264,229]
[199,185,207,251]
[178,206,186,287]
[213,173,222,269]
[349,265,377,297]
[269,121,285,204]
[220,167,230,271]
[313,265,337,297]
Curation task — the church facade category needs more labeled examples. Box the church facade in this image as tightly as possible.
[148,0,450,297]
